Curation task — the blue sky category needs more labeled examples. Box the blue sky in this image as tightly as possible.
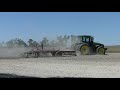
[0,12,120,45]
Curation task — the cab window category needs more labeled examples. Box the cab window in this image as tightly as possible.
[86,37,89,42]
[82,37,86,42]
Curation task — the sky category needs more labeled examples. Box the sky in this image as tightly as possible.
[0,12,120,45]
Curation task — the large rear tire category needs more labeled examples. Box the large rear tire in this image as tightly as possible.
[97,46,105,55]
[80,44,90,55]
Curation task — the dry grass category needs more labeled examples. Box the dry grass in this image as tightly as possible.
[105,45,120,53]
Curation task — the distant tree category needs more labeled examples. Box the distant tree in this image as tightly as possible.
[28,39,34,47]
[17,38,28,47]
[6,39,14,47]
[28,39,40,47]
[6,38,28,47]
[40,37,49,46]
[32,41,40,47]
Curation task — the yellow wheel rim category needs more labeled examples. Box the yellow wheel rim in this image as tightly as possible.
[98,48,105,54]
[80,45,89,55]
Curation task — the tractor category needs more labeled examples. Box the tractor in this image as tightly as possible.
[71,35,107,55]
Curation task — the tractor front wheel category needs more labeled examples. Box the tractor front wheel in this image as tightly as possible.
[97,46,105,55]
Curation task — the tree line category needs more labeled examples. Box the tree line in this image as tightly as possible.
[0,35,78,48]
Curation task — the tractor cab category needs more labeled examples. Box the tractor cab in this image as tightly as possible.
[77,35,94,45]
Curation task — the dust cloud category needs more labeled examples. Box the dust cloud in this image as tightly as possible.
[0,35,78,59]
[0,47,30,59]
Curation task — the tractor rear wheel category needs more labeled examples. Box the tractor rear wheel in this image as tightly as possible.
[97,46,105,55]
[80,44,90,55]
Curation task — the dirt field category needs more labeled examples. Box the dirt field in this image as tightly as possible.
[0,53,120,78]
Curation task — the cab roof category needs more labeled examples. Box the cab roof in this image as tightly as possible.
[77,35,93,38]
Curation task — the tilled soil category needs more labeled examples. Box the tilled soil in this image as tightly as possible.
[0,53,120,78]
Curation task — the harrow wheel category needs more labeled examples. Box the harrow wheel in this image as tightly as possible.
[33,52,39,58]
[51,52,56,56]
[24,53,29,58]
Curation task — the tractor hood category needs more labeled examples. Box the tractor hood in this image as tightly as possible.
[93,42,104,46]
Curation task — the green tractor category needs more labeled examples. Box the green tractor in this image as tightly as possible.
[71,35,107,55]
